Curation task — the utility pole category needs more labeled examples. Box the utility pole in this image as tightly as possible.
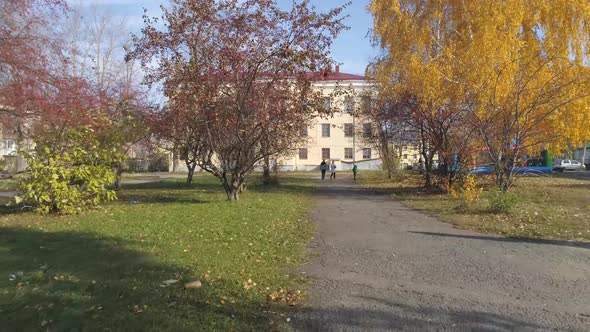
[353,109,356,166]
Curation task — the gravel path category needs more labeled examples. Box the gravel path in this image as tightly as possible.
[292,176,590,331]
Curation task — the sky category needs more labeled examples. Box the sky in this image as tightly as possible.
[70,0,378,75]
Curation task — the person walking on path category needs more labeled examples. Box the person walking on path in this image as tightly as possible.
[330,160,337,180]
[352,164,358,181]
[320,159,327,180]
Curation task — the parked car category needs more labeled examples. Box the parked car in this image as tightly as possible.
[553,159,586,172]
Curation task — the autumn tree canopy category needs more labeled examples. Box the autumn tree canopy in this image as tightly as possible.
[129,0,349,200]
[2,1,148,213]
[370,0,590,191]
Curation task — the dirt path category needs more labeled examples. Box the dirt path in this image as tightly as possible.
[292,175,590,331]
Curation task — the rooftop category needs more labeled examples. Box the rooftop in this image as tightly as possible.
[315,65,366,81]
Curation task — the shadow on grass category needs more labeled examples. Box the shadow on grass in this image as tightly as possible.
[551,171,590,181]
[121,179,223,192]
[292,295,543,331]
[314,182,443,203]
[0,204,30,216]
[0,177,424,218]
[123,176,316,195]
[250,177,316,195]
[409,231,590,250]
[116,191,211,205]
[555,183,590,190]
[0,228,275,331]
[0,175,316,216]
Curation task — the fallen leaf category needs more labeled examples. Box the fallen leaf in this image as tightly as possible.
[184,280,202,289]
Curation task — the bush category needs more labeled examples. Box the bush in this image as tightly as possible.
[488,190,518,213]
[450,174,483,210]
[16,127,124,214]
[148,152,170,172]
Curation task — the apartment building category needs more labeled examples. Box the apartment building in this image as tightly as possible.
[167,66,382,173]
[280,66,381,171]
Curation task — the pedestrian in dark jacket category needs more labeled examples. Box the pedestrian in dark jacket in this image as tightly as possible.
[320,159,327,180]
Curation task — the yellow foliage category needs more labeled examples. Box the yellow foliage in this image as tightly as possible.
[461,175,483,204]
[370,0,590,153]
[451,174,483,207]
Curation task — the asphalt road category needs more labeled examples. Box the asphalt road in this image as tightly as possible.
[292,176,590,331]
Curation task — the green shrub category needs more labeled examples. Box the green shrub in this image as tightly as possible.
[488,190,518,213]
[148,152,170,172]
[16,127,124,214]
[450,174,483,211]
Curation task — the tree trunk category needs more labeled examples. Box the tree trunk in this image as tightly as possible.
[239,181,247,193]
[173,158,179,172]
[381,146,396,179]
[262,155,271,185]
[496,166,513,192]
[424,167,432,187]
[420,147,434,188]
[172,148,180,172]
[186,161,196,184]
[582,143,587,168]
[230,177,241,201]
[221,174,242,201]
[419,124,434,188]
[113,164,124,190]
[226,186,239,201]
[494,153,515,192]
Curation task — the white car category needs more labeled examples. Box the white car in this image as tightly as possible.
[553,159,586,172]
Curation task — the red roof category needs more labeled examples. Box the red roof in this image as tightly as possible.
[321,72,366,81]
[313,65,366,81]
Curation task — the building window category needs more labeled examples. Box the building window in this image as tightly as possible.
[321,124,330,137]
[344,96,353,113]
[300,126,308,137]
[324,97,331,111]
[344,123,354,137]
[363,148,371,159]
[344,148,353,159]
[402,145,408,150]
[403,154,408,159]
[363,123,372,137]
[413,154,418,159]
[299,148,308,160]
[322,148,330,160]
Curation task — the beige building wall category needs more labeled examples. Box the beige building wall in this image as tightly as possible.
[399,144,422,169]
[167,73,384,173]
[281,79,382,171]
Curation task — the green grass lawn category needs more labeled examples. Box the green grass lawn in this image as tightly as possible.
[0,178,18,191]
[0,175,315,331]
[361,171,590,243]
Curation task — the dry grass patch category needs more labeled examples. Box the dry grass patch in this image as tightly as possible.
[361,171,590,242]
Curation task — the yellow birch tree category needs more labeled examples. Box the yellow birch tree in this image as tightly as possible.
[370,0,590,191]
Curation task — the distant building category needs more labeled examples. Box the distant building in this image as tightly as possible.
[398,143,421,170]
[280,66,379,171]
[0,120,32,173]
[167,65,382,173]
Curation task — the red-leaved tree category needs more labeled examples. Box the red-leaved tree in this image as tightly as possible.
[129,0,349,200]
